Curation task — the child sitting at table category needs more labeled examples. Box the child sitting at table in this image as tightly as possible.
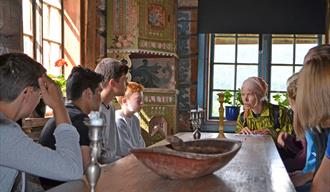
[39,66,103,189]
[94,58,128,164]
[115,81,146,156]
[276,73,308,173]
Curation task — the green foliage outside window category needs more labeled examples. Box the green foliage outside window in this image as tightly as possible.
[272,92,289,108]
[48,74,66,97]
[223,89,243,107]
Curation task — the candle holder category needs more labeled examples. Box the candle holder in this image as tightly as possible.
[189,107,204,139]
[217,93,226,138]
[84,111,104,192]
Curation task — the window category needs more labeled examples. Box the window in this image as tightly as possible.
[206,33,322,121]
[270,34,319,103]
[209,34,259,119]
[22,0,63,76]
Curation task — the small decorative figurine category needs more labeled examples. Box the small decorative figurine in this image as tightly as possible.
[189,107,204,139]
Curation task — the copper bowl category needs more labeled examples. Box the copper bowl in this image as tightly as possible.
[131,138,241,179]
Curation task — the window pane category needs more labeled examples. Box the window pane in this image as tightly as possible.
[23,35,33,57]
[295,66,303,73]
[22,0,33,35]
[213,65,235,90]
[236,65,258,88]
[49,7,62,42]
[215,34,235,37]
[211,91,235,118]
[43,4,50,39]
[271,66,292,91]
[272,34,294,38]
[214,38,235,63]
[295,40,317,64]
[43,41,62,76]
[211,91,220,117]
[295,34,318,38]
[237,38,259,63]
[44,0,61,9]
[43,41,50,68]
[43,5,61,43]
[271,42,294,64]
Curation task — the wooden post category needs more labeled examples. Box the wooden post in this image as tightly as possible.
[217,93,226,138]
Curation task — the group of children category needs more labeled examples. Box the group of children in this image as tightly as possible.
[235,45,330,192]
[1,45,330,192]
[0,54,146,191]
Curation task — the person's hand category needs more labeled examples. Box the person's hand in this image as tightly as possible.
[239,127,253,134]
[277,132,289,147]
[38,74,70,125]
[38,74,64,110]
[253,129,272,135]
[289,170,313,187]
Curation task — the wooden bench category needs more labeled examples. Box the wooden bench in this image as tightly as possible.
[22,117,51,141]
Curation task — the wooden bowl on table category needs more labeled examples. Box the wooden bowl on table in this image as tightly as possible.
[131,137,242,179]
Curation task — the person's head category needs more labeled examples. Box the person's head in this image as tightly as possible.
[95,58,128,97]
[286,72,299,111]
[241,76,268,109]
[66,66,103,112]
[117,82,144,114]
[0,53,46,117]
[294,45,330,137]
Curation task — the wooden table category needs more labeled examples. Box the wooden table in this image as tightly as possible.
[47,132,296,192]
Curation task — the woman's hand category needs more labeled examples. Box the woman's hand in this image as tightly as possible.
[277,132,289,147]
[253,129,272,135]
[239,127,253,134]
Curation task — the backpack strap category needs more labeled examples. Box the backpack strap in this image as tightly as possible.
[239,111,247,127]
[271,104,280,129]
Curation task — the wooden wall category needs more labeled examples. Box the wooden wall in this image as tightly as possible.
[0,0,22,54]
[176,0,198,131]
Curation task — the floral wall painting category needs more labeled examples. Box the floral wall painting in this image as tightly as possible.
[112,33,136,49]
[148,4,166,28]
[131,58,175,89]
[107,0,177,56]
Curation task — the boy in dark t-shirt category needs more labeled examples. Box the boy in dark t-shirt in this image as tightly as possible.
[39,66,103,189]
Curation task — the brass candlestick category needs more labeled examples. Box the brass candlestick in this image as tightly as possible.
[217,93,226,138]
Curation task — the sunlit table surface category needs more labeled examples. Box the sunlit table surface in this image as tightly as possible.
[47,132,295,192]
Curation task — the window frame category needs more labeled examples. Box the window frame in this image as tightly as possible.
[22,0,64,73]
[208,33,259,120]
[199,33,323,131]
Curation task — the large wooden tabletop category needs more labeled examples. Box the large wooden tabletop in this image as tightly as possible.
[47,132,296,192]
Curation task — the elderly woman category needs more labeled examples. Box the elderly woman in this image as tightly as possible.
[236,76,292,139]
